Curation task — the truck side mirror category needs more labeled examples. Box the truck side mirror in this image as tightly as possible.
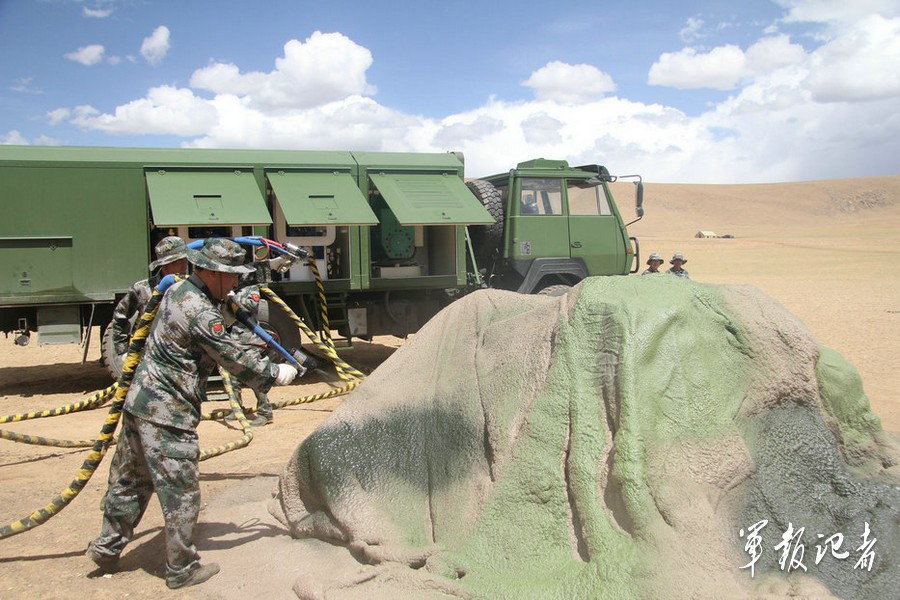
[635,181,644,218]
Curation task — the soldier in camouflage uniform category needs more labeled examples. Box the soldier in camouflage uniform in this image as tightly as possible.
[642,252,664,275]
[666,252,691,279]
[87,238,298,589]
[225,285,275,426]
[110,236,189,357]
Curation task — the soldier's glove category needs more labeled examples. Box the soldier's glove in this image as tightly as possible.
[275,363,299,386]
[268,255,297,273]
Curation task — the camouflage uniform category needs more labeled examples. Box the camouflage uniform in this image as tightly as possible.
[110,237,187,356]
[89,270,278,585]
[110,277,156,355]
[642,252,664,276]
[227,286,273,424]
[666,252,690,279]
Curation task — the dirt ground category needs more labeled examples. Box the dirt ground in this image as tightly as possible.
[1,176,898,599]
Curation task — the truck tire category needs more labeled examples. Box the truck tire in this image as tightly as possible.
[537,284,571,297]
[101,324,125,381]
[466,179,504,263]
[257,299,302,362]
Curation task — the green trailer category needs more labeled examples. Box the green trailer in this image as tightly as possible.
[0,145,642,365]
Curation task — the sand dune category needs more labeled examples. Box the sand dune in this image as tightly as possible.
[622,176,900,237]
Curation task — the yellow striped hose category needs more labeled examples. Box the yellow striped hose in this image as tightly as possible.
[199,368,254,461]
[305,256,347,379]
[0,384,115,424]
[0,282,168,540]
[259,285,366,381]
[0,384,117,448]
[269,380,361,409]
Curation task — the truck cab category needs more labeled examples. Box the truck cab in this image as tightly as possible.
[469,159,643,294]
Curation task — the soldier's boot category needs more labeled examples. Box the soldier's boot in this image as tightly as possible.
[250,413,273,426]
[166,562,220,589]
[86,546,120,573]
[224,407,247,421]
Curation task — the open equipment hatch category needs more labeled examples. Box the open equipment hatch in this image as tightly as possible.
[145,168,272,227]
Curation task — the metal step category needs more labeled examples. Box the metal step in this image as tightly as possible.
[323,294,352,349]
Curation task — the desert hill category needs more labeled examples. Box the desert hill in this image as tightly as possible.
[615,176,900,237]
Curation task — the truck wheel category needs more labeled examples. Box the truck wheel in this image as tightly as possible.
[257,299,302,362]
[101,324,125,380]
[466,179,504,263]
[537,284,571,297]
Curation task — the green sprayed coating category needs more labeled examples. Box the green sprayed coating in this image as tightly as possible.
[816,347,889,476]
[274,276,899,599]
[449,277,751,598]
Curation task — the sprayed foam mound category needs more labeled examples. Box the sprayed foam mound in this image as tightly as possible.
[270,276,900,599]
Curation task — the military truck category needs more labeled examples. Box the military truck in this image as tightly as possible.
[0,146,642,370]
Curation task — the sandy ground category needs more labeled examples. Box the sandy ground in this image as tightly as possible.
[1,175,898,599]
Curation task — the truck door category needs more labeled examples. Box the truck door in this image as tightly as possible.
[509,177,570,260]
[565,179,625,275]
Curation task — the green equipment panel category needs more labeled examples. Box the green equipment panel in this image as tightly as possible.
[0,236,74,301]
[267,171,378,226]
[370,173,494,226]
[145,169,272,226]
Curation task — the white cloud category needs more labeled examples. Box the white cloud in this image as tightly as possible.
[0,130,59,145]
[11,77,41,93]
[83,7,113,18]
[47,108,71,125]
[190,31,376,110]
[65,44,105,66]
[776,0,900,26]
[185,94,419,151]
[802,14,900,102]
[33,135,62,145]
[1,130,29,145]
[521,113,565,145]
[648,45,745,90]
[141,26,170,66]
[679,17,705,42]
[431,115,506,149]
[522,61,616,103]
[648,35,805,90]
[70,86,217,135]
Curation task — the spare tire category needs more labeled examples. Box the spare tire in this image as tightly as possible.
[466,180,504,264]
[101,323,125,381]
[256,299,302,362]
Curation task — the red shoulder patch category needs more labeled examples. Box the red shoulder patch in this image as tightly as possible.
[209,319,225,337]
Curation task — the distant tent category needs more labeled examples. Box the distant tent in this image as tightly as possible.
[695,230,719,238]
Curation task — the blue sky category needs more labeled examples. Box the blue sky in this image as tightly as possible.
[1,0,898,183]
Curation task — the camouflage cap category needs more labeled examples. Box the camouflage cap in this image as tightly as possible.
[670,252,688,264]
[148,236,188,270]
[233,285,261,315]
[647,252,663,264]
[187,238,254,274]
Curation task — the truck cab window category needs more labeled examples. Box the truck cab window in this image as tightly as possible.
[520,178,562,215]
[567,180,612,216]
